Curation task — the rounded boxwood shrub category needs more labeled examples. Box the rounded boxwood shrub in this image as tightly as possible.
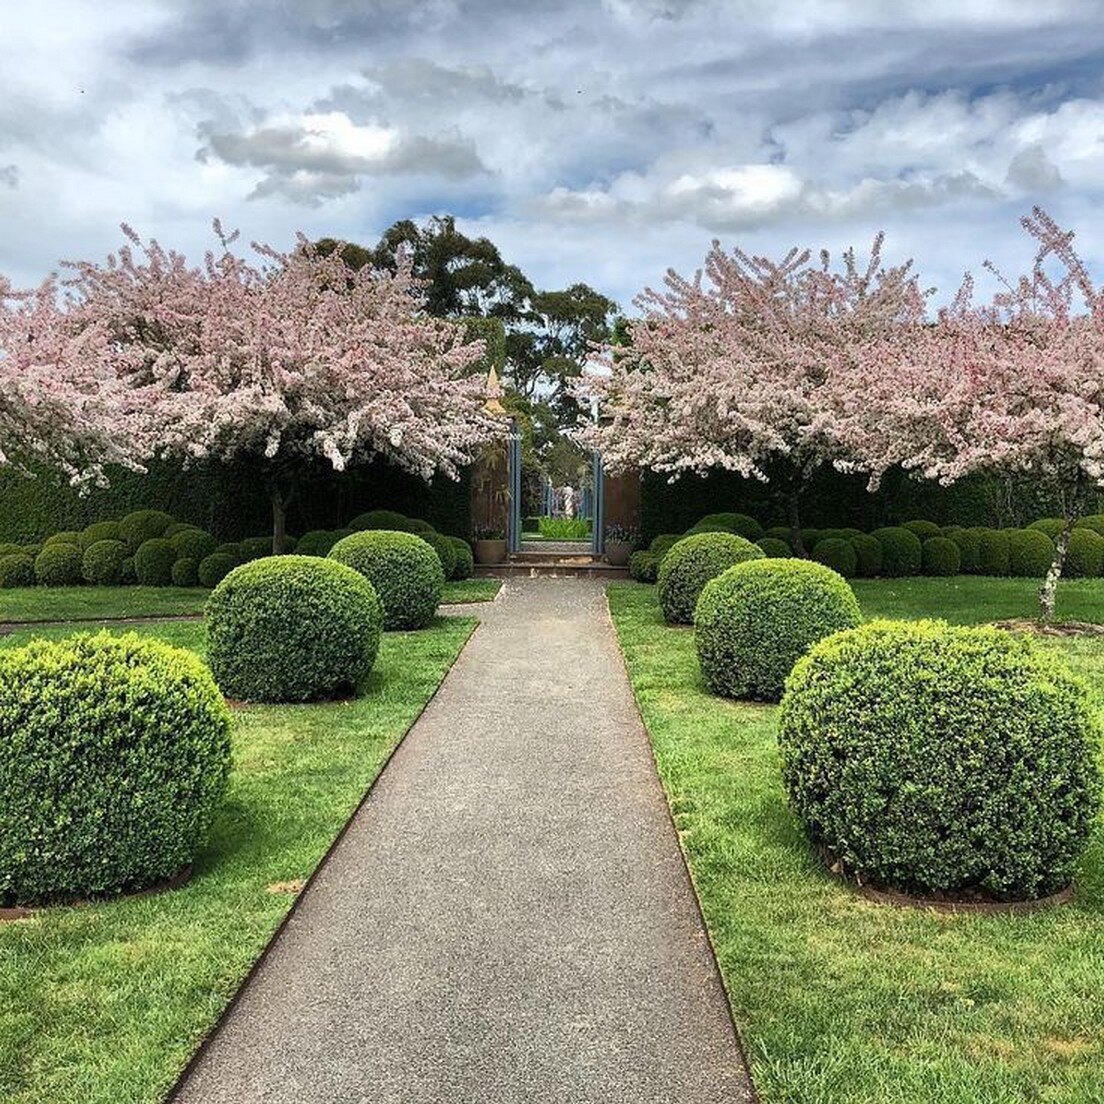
[405,518,437,536]
[349,509,410,532]
[239,536,273,561]
[448,536,474,580]
[0,632,232,906]
[171,557,199,587]
[1029,518,1066,540]
[849,533,883,578]
[134,538,178,586]
[34,543,83,586]
[922,536,961,576]
[648,533,683,561]
[198,552,237,588]
[756,537,791,558]
[163,521,198,538]
[1076,514,1104,537]
[82,539,129,586]
[695,513,763,540]
[779,620,1102,900]
[811,537,857,578]
[214,542,246,563]
[79,520,124,549]
[207,556,383,703]
[295,529,341,557]
[696,558,861,702]
[1008,528,1055,578]
[171,528,218,562]
[629,550,659,583]
[949,527,983,574]
[901,519,941,540]
[1064,528,1104,578]
[764,526,793,545]
[329,530,445,630]
[811,527,863,547]
[657,532,765,625]
[799,528,823,552]
[45,530,81,548]
[975,527,1011,576]
[423,531,458,580]
[871,527,922,577]
[119,557,137,585]
[0,542,25,558]
[0,554,34,589]
[120,509,175,551]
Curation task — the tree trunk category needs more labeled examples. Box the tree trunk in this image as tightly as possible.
[786,491,806,558]
[1039,516,1074,622]
[269,484,288,555]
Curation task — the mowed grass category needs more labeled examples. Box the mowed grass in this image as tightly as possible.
[608,578,1104,1104]
[0,614,476,1104]
[442,578,501,603]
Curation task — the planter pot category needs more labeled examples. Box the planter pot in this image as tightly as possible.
[474,538,508,565]
[605,541,633,567]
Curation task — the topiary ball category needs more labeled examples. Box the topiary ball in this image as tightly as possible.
[901,519,941,540]
[214,542,246,563]
[448,536,474,580]
[695,558,861,702]
[171,528,218,562]
[1065,528,1104,578]
[849,534,883,578]
[764,526,794,544]
[119,509,175,551]
[329,530,445,630]
[0,554,34,588]
[799,529,822,553]
[0,543,25,559]
[198,552,237,588]
[629,550,659,583]
[1007,529,1055,578]
[295,530,341,557]
[922,536,961,576]
[134,538,178,586]
[811,537,857,578]
[657,532,765,625]
[871,527,922,577]
[975,528,1010,576]
[423,531,458,580]
[948,527,982,574]
[119,557,137,585]
[0,632,231,906]
[239,536,274,561]
[206,556,383,703]
[44,530,81,548]
[34,543,83,586]
[695,513,763,540]
[756,537,792,558]
[779,620,1102,900]
[1076,514,1104,538]
[648,533,683,561]
[82,539,129,586]
[1029,518,1066,540]
[348,509,411,532]
[171,557,200,587]
[79,520,124,550]
[163,521,198,538]
[811,528,863,547]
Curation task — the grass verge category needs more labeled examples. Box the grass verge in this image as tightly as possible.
[442,578,501,603]
[0,587,208,623]
[0,614,476,1104]
[608,580,1104,1104]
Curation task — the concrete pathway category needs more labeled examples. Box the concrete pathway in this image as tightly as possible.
[171,577,754,1104]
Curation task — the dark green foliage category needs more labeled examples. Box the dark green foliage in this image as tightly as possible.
[206,556,383,703]
[648,533,683,560]
[657,532,765,625]
[1076,514,1104,537]
[756,537,792,558]
[695,513,763,539]
[922,536,961,576]
[1029,518,1066,539]
[901,519,941,540]
[214,542,246,562]
[171,558,200,587]
[34,544,83,586]
[800,529,822,551]
[44,531,81,547]
[163,521,198,538]
[941,524,964,538]
[523,516,541,532]
[0,554,34,588]
[779,620,1102,899]
[696,558,861,702]
[949,527,982,574]
[764,526,793,544]
[423,531,458,579]
[0,543,25,558]
[0,632,231,906]
[240,537,273,561]
[134,539,178,587]
[811,528,863,547]
[629,550,659,582]
[81,540,129,586]
[1007,529,1056,578]
[448,536,474,580]
[120,510,175,551]
[79,520,124,549]
[329,531,445,630]
[405,518,437,536]
[119,557,136,585]
[1064,528,1104,578]
[871,527,922,577]
[811,538,857,578]
[349,509,410,531]
[848,534,883,578]
[295,530,341,557]
[171,528,218,562]
[975,528,1011,576]
[198,553,237,588]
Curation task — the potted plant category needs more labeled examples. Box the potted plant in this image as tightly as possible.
[604,524,638,567]
[473,525,508,565]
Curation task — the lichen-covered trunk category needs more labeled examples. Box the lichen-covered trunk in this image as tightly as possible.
[1039,519,1073,622]
[786,491,807,558]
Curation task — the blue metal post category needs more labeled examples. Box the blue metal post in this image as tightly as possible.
[591,450,604,556]
[507,421,522,553]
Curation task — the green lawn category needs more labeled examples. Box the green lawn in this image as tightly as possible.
[442,578,501,603]
[608,578,1104,1104]
[0,614,476,1104]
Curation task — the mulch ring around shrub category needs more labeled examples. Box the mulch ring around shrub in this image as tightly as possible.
[993,618,1104,637]
[0,865,192,922]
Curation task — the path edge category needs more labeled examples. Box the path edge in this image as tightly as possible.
[164,617,482,1103]
[602,587,762,1104]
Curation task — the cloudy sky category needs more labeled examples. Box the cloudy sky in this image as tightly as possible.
[4,0,1104,309]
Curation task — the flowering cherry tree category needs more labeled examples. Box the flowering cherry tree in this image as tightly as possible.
[576,235,925,554]
[833,207,1104,619]
[61,225,501,551]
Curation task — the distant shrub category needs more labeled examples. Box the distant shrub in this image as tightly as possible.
[1029,518,1066,540]
[1065,528,1104,578]
[811,537,857,578]
[871,527,922,577]
[696,558,861,701]
[44,531,81,548]
[198,552,237,588]
[34,543,83,586]
[949,527,983,574]
[1008,529,1055,578]
[214,542,246,563]
[120,509,175,552]
[657,532,764,625]
[349,509,410,532]
[849,533,883,577]
[171,528,218,562]
[799,529,822,552]
[163,521,198,538]
[756,537,792,558]
[0,543,25,559]
[171,558,199,587]
[295,530,341,557]
[975,528,1011,576]
[922,536,961,576]
[811,528,863,547]
[629,550,659,582]
[119,558,137,585]
[1076,514,1104,538]
[695,513,763,540]
[82,539,129,586]
[423,531,458,580]
[0,554,34,588]
[648,533,683,561]
[901,519,941,540]
[448,536,474,580]
[134,538,178,586]
[79,520,124,550]
[764,526,793,545]
[240,536,274,561]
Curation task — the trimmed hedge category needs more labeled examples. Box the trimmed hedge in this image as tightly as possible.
[207,556,383,703]
[198,552,238,588]
[45,531,81,548]
[34,543,83,586]
[1029,518,1066,539]
[811,537,857,578]
[240,536,274,561]
[695,512,763,540]
[1008,529,1055,578]
[695,558,861,702]
[1065,528,1104,578]
[0,632,232,906]
[214,542,246,563]
[171,558,200,587]
[295,529,341,557]
[349,509,410,532]
[423,531,458,580]
[849,533,883,578]
[1076,514,1104,538]
[448,536,474,580]
[921,536,960,576]
[79,520,124,549]
[120,557,136,585]
[0,554,34,588]
[764,526,793,544]
[135,538,178,587]
[949,527,982,574]
[82,539,129,586]
[975,528,1011,576]
[629,550,659,583]
[171,528,218,562]
[648,533,683,561]
[756,537,792,558]
[871,527,922,577]
[657,532,764,625]
[779,620,1102,899]
[901,519,941,540]
[329,530,445,630]
[120,509,175,551]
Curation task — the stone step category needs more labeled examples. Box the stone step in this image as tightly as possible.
[473,561,629,579]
